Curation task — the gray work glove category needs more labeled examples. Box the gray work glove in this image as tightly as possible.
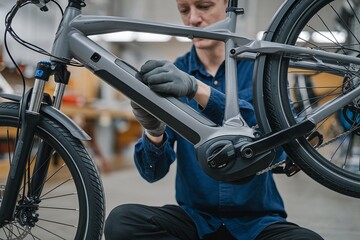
[130,101,166,137]
[140,60,198,99]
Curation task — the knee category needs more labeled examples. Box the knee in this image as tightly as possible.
[104,204,137,240]
[288,226,324,240]
[297,228,324,240]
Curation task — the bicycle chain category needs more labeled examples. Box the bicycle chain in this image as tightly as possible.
[315,129,353,149]
[256,159,286,175]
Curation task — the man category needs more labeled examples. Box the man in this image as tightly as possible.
[105,0,324,239]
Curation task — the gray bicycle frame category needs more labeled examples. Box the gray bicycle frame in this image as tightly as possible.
[44,4,360,148]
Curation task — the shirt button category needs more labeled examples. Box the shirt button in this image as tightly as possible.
[214,80,219,85]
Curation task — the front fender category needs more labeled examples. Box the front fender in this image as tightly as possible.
[0,93,91,141]
[253,0,298,134]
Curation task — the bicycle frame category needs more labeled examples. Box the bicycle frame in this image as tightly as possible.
[50,4,360,145]
[56,6,360,148]
[1,0,360,224]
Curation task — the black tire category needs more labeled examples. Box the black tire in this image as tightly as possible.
[0,102,105,239]
[264,0,360,197]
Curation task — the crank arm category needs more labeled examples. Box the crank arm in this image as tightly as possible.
[239,119,316,159]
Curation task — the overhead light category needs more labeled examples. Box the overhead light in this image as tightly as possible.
[312,31,347,43]
[257,31,310,42]
[297,31,310,42]
[90,32,172,42]
[175,36,192,42]
[136,33,172,42]
[96,31,136,42]
[99,33,191,43]
[257,30,348,44]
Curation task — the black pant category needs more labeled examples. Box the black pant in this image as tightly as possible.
[104,204,324,240]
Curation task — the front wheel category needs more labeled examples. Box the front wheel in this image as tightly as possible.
[0,102,105,239]
[264,0,360,197]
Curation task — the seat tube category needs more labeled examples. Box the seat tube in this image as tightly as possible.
[223,39,247,127]
[223,4,248,127]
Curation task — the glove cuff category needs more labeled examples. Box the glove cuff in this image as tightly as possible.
[145,122,166,137]
[187,76,198,100]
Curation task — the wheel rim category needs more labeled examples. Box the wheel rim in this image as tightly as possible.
[272,0,360,180]
[0,124,86,239]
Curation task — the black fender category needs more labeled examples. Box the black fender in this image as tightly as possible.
[253,0,298,134]
[0,93,91,141]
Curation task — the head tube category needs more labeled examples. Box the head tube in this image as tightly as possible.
[228,0,238,8]
[69,0,86,9]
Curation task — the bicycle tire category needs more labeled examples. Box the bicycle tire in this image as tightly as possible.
[263,0,360,197]
[0,102,105,239]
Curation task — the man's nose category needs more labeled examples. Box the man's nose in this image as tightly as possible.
[188,8,202,27]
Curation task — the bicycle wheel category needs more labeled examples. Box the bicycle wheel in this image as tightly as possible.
[263,0,360,197]
[0,102,105,239]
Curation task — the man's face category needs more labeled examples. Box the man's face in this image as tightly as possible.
[176,0,228,49]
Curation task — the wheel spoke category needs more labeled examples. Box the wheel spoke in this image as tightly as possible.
[39,178,73,199]
[37,218,77,229]
[34,224,67,240]
[39,206,79,211]
[264,0,360,197]
[40,192,77,201]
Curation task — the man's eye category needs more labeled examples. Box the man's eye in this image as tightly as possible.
[179,8,189,15]
[198,5,211,10]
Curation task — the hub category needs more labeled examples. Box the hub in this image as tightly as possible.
[15,196,40,227]
[341,75,360,133]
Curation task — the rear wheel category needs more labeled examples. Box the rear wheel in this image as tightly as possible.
[0,102,105,239]
[264,0,360,197]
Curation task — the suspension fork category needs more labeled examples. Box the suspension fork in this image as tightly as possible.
[30,63,70,198]
[0,62,54,225]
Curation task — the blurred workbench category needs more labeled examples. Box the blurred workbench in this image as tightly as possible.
[60,101,141,172]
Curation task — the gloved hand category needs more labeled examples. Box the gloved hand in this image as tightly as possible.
[130,101,166,137]
[141,60,198,99]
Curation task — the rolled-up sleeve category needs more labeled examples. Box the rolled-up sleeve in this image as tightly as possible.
[134,130,176,183]
[200,87,257,127]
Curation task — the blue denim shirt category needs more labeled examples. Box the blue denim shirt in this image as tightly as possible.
[134,46,287,240]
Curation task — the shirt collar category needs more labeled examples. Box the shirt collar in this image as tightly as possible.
[188,46,212,77]
[189,45,227,78]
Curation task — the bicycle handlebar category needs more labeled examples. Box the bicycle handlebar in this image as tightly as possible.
[30,0,49,11]
[30,0,86,11]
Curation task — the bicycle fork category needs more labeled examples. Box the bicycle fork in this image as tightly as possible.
[0,62,67,226]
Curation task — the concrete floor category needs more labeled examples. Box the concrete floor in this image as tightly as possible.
[102,164,360,240]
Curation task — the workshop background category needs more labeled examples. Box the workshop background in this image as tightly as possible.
[0,0,359,239]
